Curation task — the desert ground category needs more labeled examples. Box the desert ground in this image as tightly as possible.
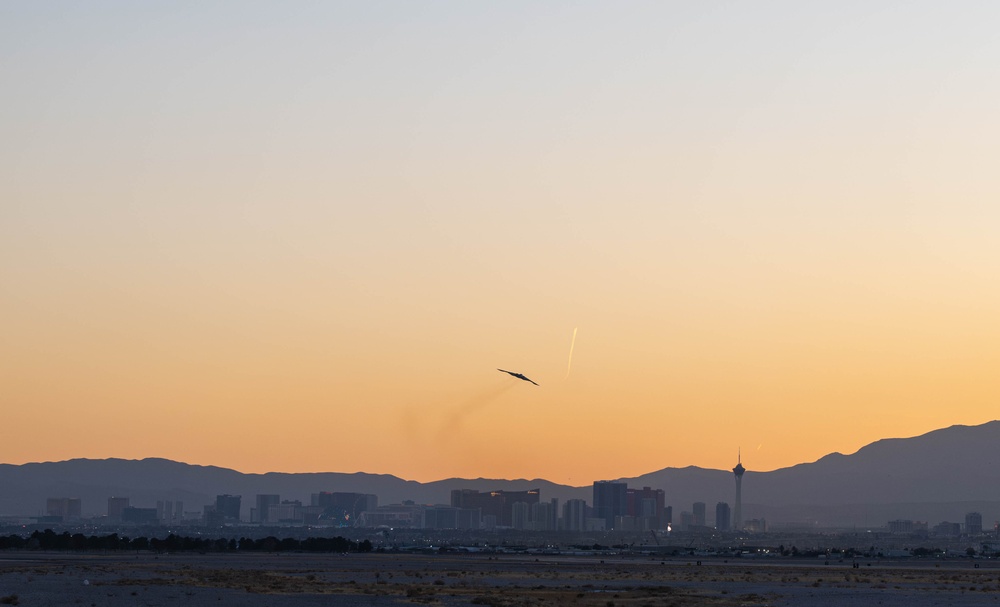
[1,551,999,606]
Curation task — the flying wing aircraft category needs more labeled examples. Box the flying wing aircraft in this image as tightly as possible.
[497,368,539,386]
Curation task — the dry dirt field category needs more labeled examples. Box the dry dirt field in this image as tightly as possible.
[1,551,999,606]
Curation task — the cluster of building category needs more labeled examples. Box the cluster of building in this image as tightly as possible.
[888,512,986,537]
[247,492,378,526]
[45,485,727,532]
[42,497,184,526]
[361,484,750,532]
[39,458,757,532]
[33,459,999,537]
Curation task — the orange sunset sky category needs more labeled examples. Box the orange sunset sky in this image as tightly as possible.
[3,2,999,485]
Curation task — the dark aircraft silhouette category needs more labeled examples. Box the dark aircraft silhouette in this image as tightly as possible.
[498,369,539,386]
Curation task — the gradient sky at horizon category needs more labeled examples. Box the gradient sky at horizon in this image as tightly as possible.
[3,1,1000,484]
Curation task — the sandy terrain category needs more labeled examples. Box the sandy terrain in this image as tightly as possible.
[1,552,999,606]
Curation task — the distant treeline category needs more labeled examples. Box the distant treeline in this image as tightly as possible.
[0,529,373,553]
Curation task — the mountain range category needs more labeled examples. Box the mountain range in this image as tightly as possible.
[2,421,998,527]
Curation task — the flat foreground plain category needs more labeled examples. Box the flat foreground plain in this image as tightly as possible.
[1,552,999,606]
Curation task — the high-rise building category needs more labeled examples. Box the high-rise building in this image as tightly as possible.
[216,494,242,522]
[421,506,480,530]
[716,502,731,531]
[108,497,130,521]
[593,481,627,530]
[511,501,530,530]
[692,502,706,527]
[627,487,665,529]
[423,506,458,529]
[744,518,767,533]
[46,497,82,520]
[966,512,983,536]
[122,506,158,524]
[256,494,280,523]
[156,500,175,522]
[733,451,745,530]
[531,501,553,531]
[888,519,917,534]
[457,507,481,530]
[268,500,302,523]
[679,510,694,531]
[562,499,587,531]
[312,492,378,526]
[451,489,539,527]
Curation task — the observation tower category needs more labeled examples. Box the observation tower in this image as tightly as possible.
[732,451,745,531]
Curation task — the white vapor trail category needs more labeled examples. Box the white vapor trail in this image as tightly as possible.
[564,327,578,379]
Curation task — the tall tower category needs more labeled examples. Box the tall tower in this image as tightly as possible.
[732,450,745,531]
[593,481,627,530]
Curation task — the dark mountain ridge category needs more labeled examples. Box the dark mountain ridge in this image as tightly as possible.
[621,421,1000,524]
[0,458,588,519]
[3,421,997,526]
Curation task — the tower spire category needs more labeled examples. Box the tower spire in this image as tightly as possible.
[732,450,745,531]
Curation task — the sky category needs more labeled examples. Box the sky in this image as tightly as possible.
[3,1,1000,485]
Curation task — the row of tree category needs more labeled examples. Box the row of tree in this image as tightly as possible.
[0,529,373,553]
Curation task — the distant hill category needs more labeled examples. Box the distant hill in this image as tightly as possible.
[3,421,999,526]
[619,421,1000,525]
[0,458,590,519]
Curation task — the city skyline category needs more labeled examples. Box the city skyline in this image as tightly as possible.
[4,2,1000,483]
[4,420,1000,530]
[27,484,998,538]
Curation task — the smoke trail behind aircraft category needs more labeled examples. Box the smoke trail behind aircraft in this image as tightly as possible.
[438,380,517,439]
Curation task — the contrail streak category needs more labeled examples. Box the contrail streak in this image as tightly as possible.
[564,327,578,379]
